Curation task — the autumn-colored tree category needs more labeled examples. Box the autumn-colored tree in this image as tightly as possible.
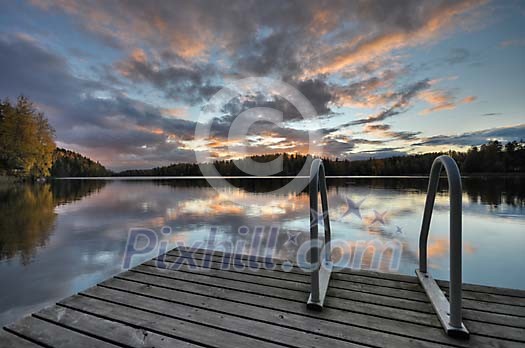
[0,96,55,177]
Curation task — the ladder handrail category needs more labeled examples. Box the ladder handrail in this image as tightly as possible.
[307,159,333,310]
[417,155,469,338]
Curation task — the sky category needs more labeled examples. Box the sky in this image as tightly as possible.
[0,0,524,171]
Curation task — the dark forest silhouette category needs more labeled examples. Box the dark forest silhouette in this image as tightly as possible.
[51,148,111,177]
[119,140,525,177]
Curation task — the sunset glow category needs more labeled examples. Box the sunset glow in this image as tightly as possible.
[1,0,524,170]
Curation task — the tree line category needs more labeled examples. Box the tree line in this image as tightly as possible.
[118,140,525,177]
[51,148,112,177]
[327,140,525,176]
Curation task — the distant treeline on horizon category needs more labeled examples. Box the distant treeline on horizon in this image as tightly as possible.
[2,97,524,178]
[118,140,525,177]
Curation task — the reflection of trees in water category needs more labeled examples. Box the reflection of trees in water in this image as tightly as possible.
[329,177,525,207]
[0,180,107,264]
[462,177,525,207]
[0,184,55,264]
[153,177,301,193]
[49,179,107,206]
[155,176,525,207]
[155,176,525,213]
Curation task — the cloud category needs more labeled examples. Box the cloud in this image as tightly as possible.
[0,34,95,105]
[500,38,525,47]
[363,124,391,132]
[419,89,476,115]
[415,124,525,146]
[461,95,476,103]
[330,79,432,129]
[362,123,421,141]
[30,0,488,81]
[115,49,220,104]
[309,0,487,75]
[1,1,503,169]
[333,69,400,108]
[0,33,200,170]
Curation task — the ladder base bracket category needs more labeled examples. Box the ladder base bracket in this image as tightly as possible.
[307,261,333,311]
[416,270,470,339]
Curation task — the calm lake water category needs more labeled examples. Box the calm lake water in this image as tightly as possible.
[0,176,524,326]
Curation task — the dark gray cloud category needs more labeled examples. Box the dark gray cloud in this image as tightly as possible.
[390,130,421,141]
[363,124,391,132]
[0,34,98,105]
[415,124,525,146]
[324,79,432,133]
[0,34,199,169]
[115,54,221,105]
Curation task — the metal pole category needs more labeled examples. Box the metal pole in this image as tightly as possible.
[309,159,320,304]
[443,156,463,328]
[419,161,441,273]
[319,164,331,263]
[417,155,467,337]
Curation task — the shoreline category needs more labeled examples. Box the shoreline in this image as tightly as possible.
[48,172,525,180]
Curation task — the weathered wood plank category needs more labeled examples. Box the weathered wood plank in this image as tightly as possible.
[135,263,434,313]
[438,280,525,298]
[163,249,525,327]
[166,249,525,308]
[151,257,431,302]
[0,329,41,348]
[60,294,284,348]
[34,305,201,348]
[5,316,116,348]
[77,287,366,348]
[171,247,525,299]
[146,259,525,317]
[102,275,525,346]
[119,270,440,324]
[115,270,440,326]
[117,270,525,342]
[164,251,525,307]
[4,246,524,348]
[157,253,429,295]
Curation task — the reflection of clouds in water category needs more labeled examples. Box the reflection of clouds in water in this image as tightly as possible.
[0,177,524,327]
[427,239,477,259]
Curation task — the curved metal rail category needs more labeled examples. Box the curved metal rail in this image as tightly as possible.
[307,159,333,310]
[417,155,469,339]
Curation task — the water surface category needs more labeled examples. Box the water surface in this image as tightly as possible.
[0,176,524,326]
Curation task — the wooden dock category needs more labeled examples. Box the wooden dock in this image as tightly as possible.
[2,247,524,348]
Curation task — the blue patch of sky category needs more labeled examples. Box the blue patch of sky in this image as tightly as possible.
[390,8,525,138]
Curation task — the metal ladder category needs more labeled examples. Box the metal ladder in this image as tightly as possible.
[306,155,469,339]
[417,155,469,339]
